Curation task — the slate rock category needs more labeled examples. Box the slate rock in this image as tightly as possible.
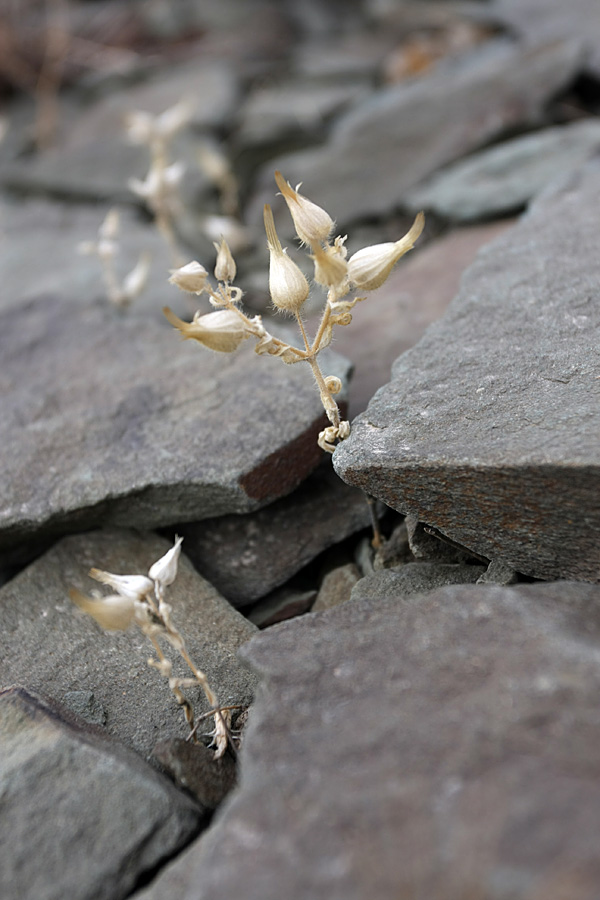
[334,158,600,582]
[177,465,371,606]
[2,59,238,202]
[406,119,600,222]
[0,530,258,758]
[406,516,481,564]
[0,686,201,900]
[316,218,514,417]
[491,0,600,78]
[153,739,237,809]
[135,580,600,900]
[312,562,361,611]
[250,39,583,228]
[247,587,317,629]
[477,558,520,585]
[355,562,485,600]
[0,291,350,557]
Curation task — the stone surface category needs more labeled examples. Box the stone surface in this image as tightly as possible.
[0,686,201,900]
[153,739,237,809]
[406,516,481,564]
[334,159,600,582]
[177,465,371,606]
[250,39,583,228]
[247,587,317,628]
[405,120,600,222]
[312,562,361,611]
[356,561,485,600]
[319,219,514,417]
[491,0,600,78]
[0,291,351,558]
[0,530,258,758]
[135,580,600,900]
[235,78,369,147]
[2,60,238,202]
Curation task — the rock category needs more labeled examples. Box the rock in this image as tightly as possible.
[235,78,369,148]
[312,562,361,611]
[247,588,317,629]
[318,219,515,417]
[356,561,485,600]
[62,690,107,726]
[334,158,600,582]
[0,290,351,558]
[491,0,600,79]
[153,739,237,809]
[291,31,396,79]
[372,521,412,571]
[0,530,258,758]
[249,39,584,228]
[177,465,371,606]
[405,120,600,222]
[2,59,238,202]
[477,558,520,585]
[134,580,600,900]
[0,686,201,900]
[405,516,482,564]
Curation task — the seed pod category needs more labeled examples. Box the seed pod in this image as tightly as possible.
[264,205,309,313]
[168,261,209,294]
[163,307,248,352]
[274,171,334,246]
[88,569,154,602]
[347,212,425,291]
[149,536,183,589]
[311,243,348,289]
[69,588,135,631]
[213,237,237,283]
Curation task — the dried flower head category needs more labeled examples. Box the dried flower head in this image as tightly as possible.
[213,237,237,283]
[70,588,136,631]
[148,535,183,590]
[274,170,334,246]
[168,261,209,294]
[264,204,309,313]
[347,212,425,291]
[163,307,248,352]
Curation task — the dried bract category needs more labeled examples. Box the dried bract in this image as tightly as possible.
[348,211,425,291]
[168,261,209,294]
[163,307,248,352]
[264,205,309,313]
[213,237,237,284]
[274,170,334,246]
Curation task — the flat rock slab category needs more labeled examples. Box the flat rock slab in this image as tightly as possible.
[0,291,350,557]
[178,464,371,606]
[0,686,201,900]
[0,530,258,758]
[406,119,600,222]
[491,0,600,78]
[136,580,600,900]
[334,158,600,582]
[250,39,583,229]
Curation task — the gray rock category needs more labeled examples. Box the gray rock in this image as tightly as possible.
[477,558,520,585]
[491,0,600,78]
[135,580,600,900]
[406,516,481,564]
[0,530,258,758]
[0,290,351,557]
[0,686,201,900]
[153,739,237,809]
[334,159,600,582]
[312,562,361,611]
[355,561,485,600]
[235,78,370,147]
[250,39,583,229]
[247,588,317,629]
[406,120,600,222]
[178,465,371,606]
[62,690,107,726]
[372,521,412,571]
[2,59,237,202]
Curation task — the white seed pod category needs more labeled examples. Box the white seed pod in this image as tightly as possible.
[164,307,249,352]
[69,588,136,631]
[168,261,209,294]
[149,536,183,589]
[264,205,309,313]
[213,237,237,283]
[312,243,348,289]
[274,171,334,246]
[88,569,154,602]
[156,98,194,139]
[324,375,342,395]
[121,251,151,303]
[124,110,155,145]
[99,208,120,240]
[347,212,425,291]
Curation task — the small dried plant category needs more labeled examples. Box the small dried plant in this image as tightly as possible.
[69,537,236,759]
[164,171,424,452]
[78,207,151,309]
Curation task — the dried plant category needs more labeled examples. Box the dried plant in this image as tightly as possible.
[78,207,150,308]
[164,171,424,453]
[69,536,236,759]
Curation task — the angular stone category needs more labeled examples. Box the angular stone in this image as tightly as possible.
[491,0,600,78]
[2,60,238,202]
[0,686,201,900]
[178,465,371,606]
[0,530,258,758]
[312,562,361,611]
[0,290,350,557]
[356,561,485,600]
[405,120,600,222]
[153,739,237,809]
[135,581,600,900]
[406,516,481,564]
[235,78,369,147]
[334,159,600,582]
[318,219,514,417]
[250,39,583,228]
[247,587,317,629]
